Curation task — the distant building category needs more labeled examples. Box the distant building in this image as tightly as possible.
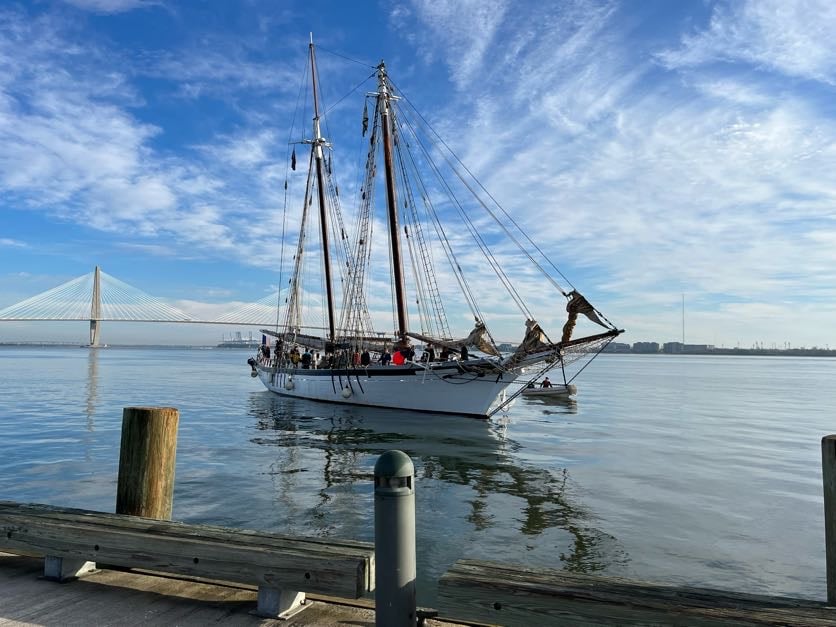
[497,343,516,353]
[603,342,631,353]
[663,342,714,354]
[632,342,660,353]
[684,344,713,353]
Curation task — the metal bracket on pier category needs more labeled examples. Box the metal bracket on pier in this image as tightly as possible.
[256,586,310,620]
[44,555,97,581]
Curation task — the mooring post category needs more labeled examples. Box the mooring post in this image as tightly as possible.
[823,435,836,604]
[44,406,179,582]
[116,406,179,519]
[374,450,417,627]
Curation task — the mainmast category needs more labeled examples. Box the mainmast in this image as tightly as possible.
[376,62,409,343]
[309,36,336,343]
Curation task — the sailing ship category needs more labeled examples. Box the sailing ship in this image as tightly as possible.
[249,38,623,418]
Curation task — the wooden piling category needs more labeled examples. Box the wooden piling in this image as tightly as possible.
[116,407,179,520]
[822,435,836,604]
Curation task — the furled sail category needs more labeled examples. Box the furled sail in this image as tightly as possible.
[362,101,369,136]
[561,290,608,343]
[406,320,500,357]
[506,319,552,362]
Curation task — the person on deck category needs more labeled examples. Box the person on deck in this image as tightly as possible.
[392,349,405,365]
[379,350,392,366]
[361,349,371,366]
[541,377,552,388]
[460,345,469,361]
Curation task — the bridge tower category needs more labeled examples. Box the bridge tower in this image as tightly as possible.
[89,266,102,347]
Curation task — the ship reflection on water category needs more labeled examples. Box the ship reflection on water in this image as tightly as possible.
[246,392,626,601]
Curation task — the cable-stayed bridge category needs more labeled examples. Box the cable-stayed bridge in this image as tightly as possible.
[0,267,283,346]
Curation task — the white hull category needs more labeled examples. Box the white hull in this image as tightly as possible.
[256,362,519,418]
[521,384,577,398]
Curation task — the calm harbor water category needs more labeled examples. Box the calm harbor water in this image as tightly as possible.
[1,346,834,605]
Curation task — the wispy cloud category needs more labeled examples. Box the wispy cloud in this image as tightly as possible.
[391,0,836,344]
[198,130,280,169]
[143,46,301,100]
[657,0,836,85]
[0,7,292,268]
[61,0,161,14]
[0,238,27,248]
[402,0,510,88]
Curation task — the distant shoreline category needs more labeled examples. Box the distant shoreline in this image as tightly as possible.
[604,347,836,358]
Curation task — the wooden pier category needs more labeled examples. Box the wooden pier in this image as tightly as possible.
[3,407,836,625]
[438,559,836,626]
[0,550,458,626]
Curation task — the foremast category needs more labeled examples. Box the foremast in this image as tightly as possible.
[376,62,409,345]
[309,37,336,344]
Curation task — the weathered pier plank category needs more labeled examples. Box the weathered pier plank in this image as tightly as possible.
[0,551,461,626]
[0,500,374,589]
[0,500,374,618]
[439,559,836,626]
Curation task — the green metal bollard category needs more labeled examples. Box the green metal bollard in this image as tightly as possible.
[374,450,417,627]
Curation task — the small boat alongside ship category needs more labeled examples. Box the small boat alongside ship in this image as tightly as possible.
[249,37,622,417]
[521,383,577,398]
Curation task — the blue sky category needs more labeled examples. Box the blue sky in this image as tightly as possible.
[1,0,835,347]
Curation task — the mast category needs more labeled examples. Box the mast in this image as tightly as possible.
[376,62,409,343]
[309,36,336,343]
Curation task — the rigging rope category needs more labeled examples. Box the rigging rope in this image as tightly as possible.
[317,46,377,69]
[390,78,576,296]
[391,121,451,339]
[276,54,313,334]
[322,71,377,118]
[389,94,532,321]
